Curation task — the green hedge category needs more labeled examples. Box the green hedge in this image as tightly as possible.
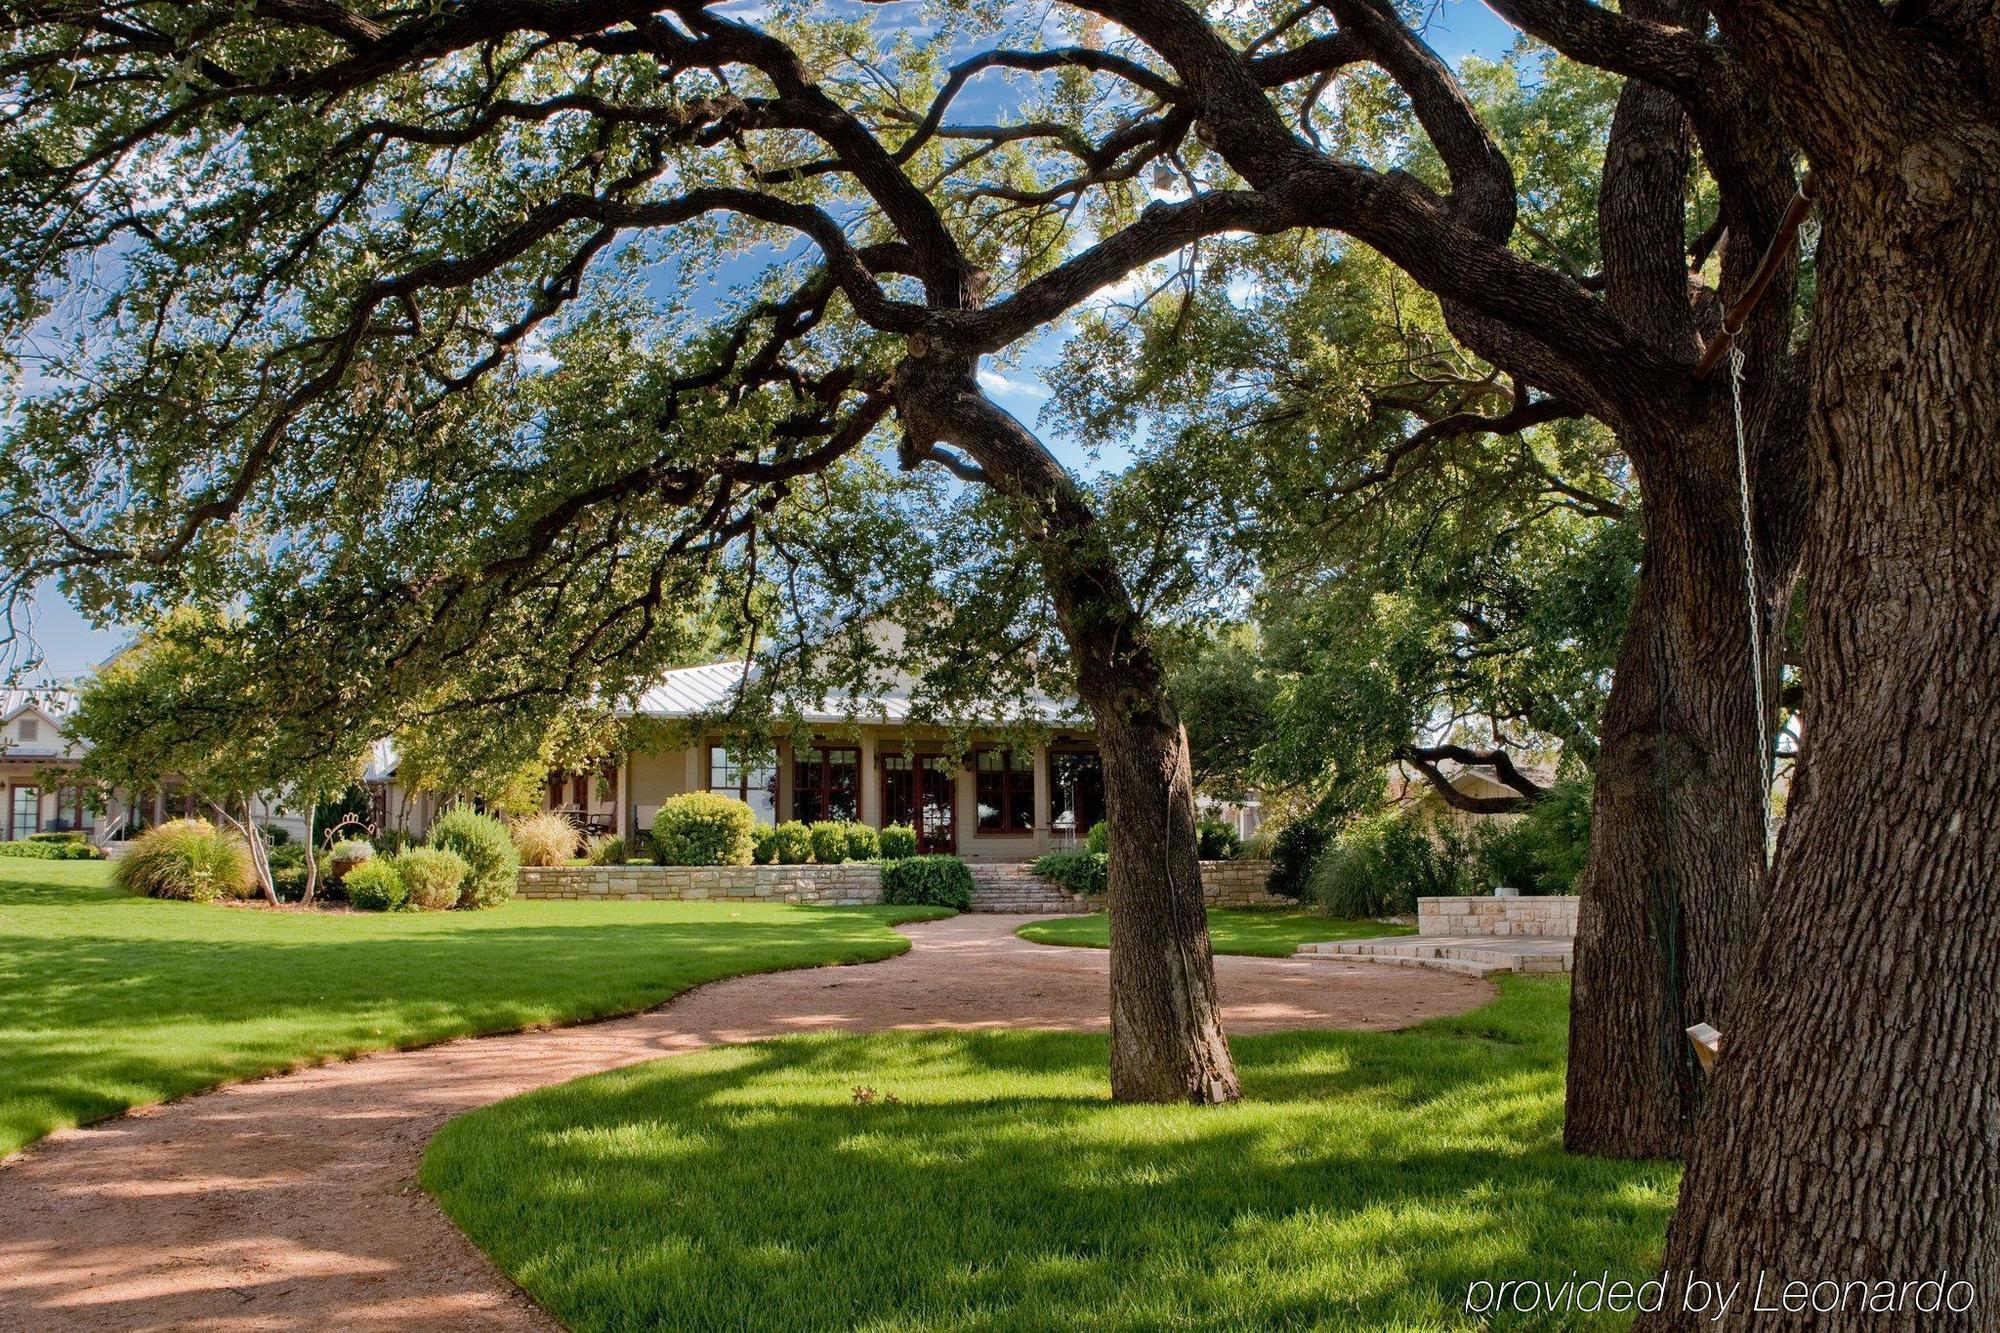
[1196,818,1242,861]
[0,839,100,859]
[1031,848,1107,896]
[880,854,972,910]
[652,793,756,867]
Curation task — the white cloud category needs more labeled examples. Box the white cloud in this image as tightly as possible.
[977,367,1051,400]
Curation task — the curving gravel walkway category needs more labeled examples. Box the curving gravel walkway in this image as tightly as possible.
[0,913,1492,1332]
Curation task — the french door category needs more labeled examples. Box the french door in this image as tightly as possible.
[882,755,956,854]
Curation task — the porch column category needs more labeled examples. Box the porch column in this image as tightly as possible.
[616,752,631,841]
[859,732,879,826]
[1032,742,1053,855]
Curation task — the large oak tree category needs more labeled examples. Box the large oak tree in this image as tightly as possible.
[2,0,1995,1290]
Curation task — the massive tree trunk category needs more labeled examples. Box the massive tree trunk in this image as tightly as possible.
[902,356,1241,1104]
[1644,123,2000,1316]
[1565,413,1776,1159]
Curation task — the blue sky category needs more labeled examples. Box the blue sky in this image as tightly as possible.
[14,1,1518,681]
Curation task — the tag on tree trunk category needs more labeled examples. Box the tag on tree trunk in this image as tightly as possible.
[1686,1023,1722,1074]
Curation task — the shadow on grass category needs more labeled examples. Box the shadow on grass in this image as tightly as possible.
[0,875,932,1155]
[424,982,1678,1332]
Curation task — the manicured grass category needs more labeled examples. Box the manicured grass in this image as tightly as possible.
[0,858,947,1157]
[424,978,1676,1331]
[1018,906,1415,957]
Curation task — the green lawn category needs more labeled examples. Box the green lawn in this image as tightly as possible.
[1018,906,1415,957]
[0,857,947,1157]
[424,979,1677,1332]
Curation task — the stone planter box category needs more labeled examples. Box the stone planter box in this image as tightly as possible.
[1418,893,1578,938]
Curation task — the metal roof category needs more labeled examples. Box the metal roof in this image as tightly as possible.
[625,660,1082,727]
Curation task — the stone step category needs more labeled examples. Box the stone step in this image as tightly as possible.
[964,864,1095,914]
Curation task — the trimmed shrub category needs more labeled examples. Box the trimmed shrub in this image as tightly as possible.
[769,821,813,865]
[27,829,85,844]
[750,825,778,866]
[880,854,972,910]
[651,793,756,867]
[57,841,105,860]
[808,821,849,865]
[843,822,880,862]
[429,808,520,909]
[1085,820,1110,855]
[113,819,256,903]
[584,834,627,867]
[260,824,290,846]
[344,858,407,911]
[1196,818,1242,861]
[396,847,469,911]
[0,840,61,859]
[878,824,918,860]
[1031,848,1107,896]
[512,811,580,868]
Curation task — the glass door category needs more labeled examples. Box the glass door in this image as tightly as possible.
[11,785,40,841]
[882,755,956,853]
[917,756,956,854]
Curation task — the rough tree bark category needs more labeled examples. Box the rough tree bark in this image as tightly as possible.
[1565,411,1779,1158]
[1645,80,2000,1316]
[900,354,1240,1104]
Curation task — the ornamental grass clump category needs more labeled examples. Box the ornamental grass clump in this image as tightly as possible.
[113,818,257,903]
[651,793,757,866]
[584,834,627,867]
[512,811,580,867]
[428,808,521,908]
[395,847,471,911]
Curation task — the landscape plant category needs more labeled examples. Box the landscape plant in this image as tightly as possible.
[843,823,880,862]
[395,848,471,912]
[1030,849,1107,898]
[877,826,918,861]
[650,794,756,868]
[1195,819,1241,862]
[807,822,849,865]
[343,859,408,912]
[428,809,521,909]
[511,812,581,868]
[880,855,973,911]
[584,835,627,868]
[113,819,256,904]
[768,822,813,866]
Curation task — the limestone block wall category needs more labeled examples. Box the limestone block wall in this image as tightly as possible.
[1199,859,1286,909]
[517,863,883,906]
[518,858,1284,910]
[1418,894,1579,937]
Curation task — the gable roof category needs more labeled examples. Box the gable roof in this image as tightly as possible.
[0,687,83,760]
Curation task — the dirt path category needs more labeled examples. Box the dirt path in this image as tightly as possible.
[0,913,1491,1332]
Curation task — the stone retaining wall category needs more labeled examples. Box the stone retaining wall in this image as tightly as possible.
[518,857,1283,909]
[1200,859,1286,909]
[1418,893,1578,937]
[517,863,882,906]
